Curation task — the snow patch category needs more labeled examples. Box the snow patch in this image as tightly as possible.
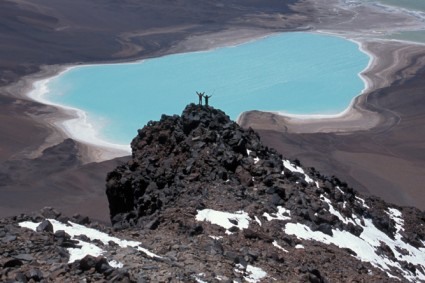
[67,240,104,263]
[19,219,161,264]
[295,244,305,249]
[108,260,124,269]
[234,264,267,283]
[18,221,38,231]
[336,186,345,194]
[234,263,245,274]
[195,209,250,234]
[321,195,354,225]
[387,208,403,234]
[285,214,425,282]
[355,196,370,209]
[254,216,262,226]
[245,265,267,283]
[272,241,288,252]
[304,175,314,184]
[282,160,314,183]
[282,159,303,174]
[209,235,223,240]
[194,273,208,283]
[263,206,291,221]
[248,149,260,164]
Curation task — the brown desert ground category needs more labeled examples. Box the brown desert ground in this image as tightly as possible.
[1,0,425,223]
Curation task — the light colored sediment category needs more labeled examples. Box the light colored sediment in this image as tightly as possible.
[4,28,288,163]
[2,65,131,163]
[313,0,425,34]
[2,65,73,160]
[167,28,278,54]
[1,0,425,219]
[113,25,198,58]
[362,40,425,87]
[6,0,425,162]
[238,0,425,134]
[238,38,425,134]
[10,28,425,161]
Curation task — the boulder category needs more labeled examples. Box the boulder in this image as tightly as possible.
[36,220,53,233]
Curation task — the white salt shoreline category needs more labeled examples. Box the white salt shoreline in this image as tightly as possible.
[234,31,376,124]
[22,36,278,160]
[258,32,376,122]
[248,34,425,128]
[22,29,393,161]
[28,76,132,157]
[19,29,280,162]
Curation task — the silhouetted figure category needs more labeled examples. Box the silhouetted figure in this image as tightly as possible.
[203,94,212,106]
[196,91,204,105]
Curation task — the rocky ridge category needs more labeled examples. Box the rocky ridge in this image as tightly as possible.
[104,104,425,282]
[2,104,425,282]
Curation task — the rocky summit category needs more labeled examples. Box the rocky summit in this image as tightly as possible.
[103,103,425,282]
[2,104,425,282]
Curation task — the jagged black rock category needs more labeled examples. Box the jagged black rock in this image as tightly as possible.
[4,105,425,282]
[106,103,277,228]
[103,104,425,282]
[105,104,422,246]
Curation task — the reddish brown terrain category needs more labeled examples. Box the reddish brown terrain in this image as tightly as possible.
[0,0,425,224]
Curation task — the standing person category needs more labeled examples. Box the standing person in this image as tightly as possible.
[203,94,212,106]
[196,92,204,105]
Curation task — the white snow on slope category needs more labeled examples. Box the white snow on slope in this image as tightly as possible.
[285,207,425,282]
[254,216,262,226]
[195,209,250,234]
[234,264,268,283]
[282,160,314,183]
[109,260,124,268]
[355,196,370,209]
[245,265,268,283]
[388,208,403,233]
[321,195,354,225]
[263,206,291,221]
[194,274,208,283]
[209,235,223,240]
[336,186,345,195]
[19,219,161,264]
[272,241,288,252]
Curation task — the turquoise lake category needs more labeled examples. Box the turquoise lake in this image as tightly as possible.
[43,32,369,145]
[375,0,425,12]
[375,0,425,43]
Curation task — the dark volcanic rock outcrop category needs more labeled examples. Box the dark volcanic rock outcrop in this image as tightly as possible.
[0,208,133,282]
[3,105,425,282]
[104,104,425,282]
[106,103,272,227]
